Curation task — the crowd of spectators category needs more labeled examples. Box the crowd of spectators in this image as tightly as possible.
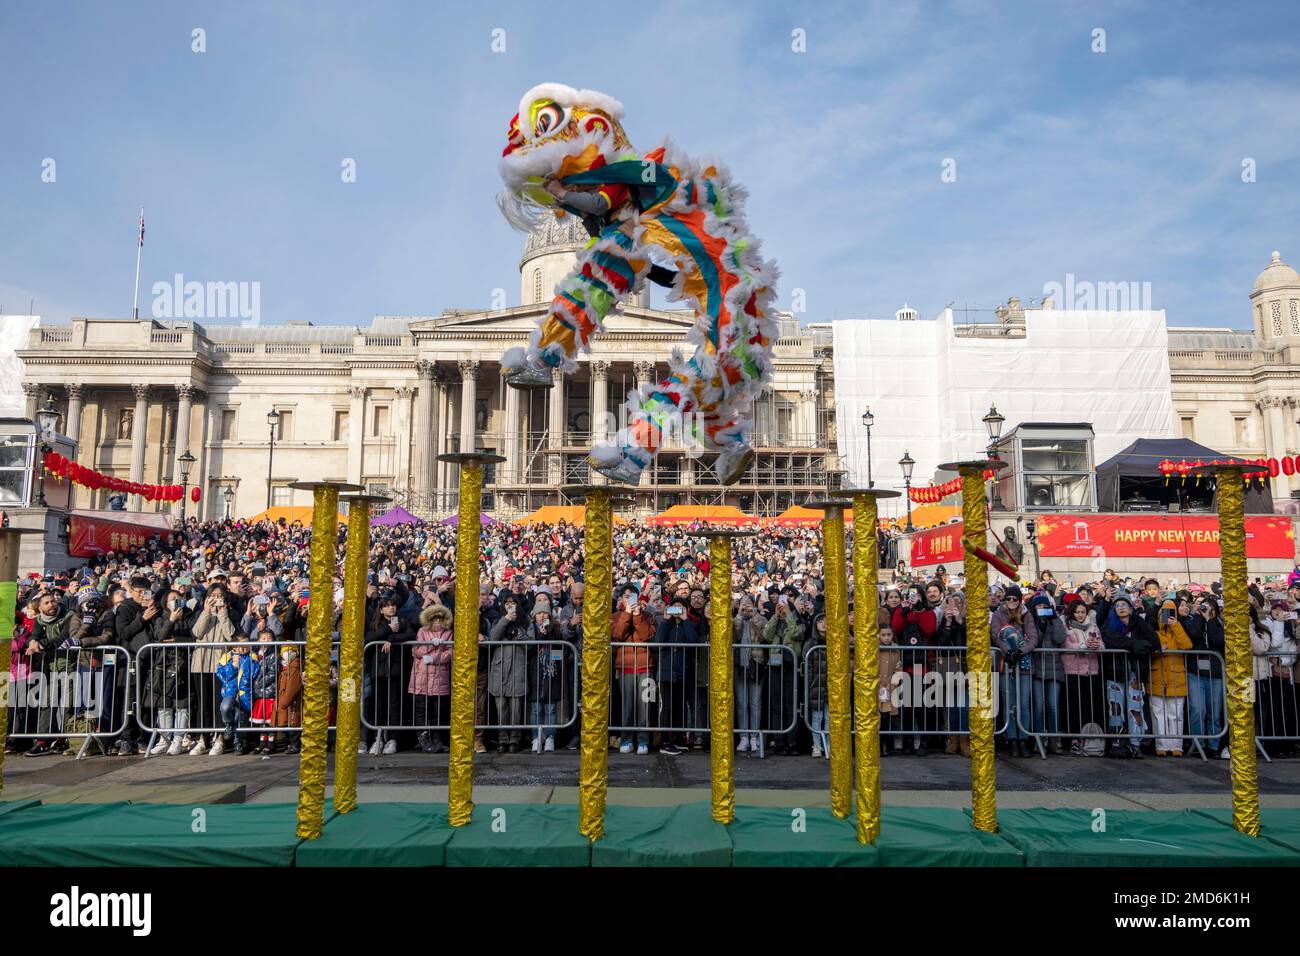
[6,516,1298,762]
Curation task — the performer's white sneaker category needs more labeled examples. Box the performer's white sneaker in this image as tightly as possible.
[505,361,554,390]
[715,445,755,486]
[587,453,643,486]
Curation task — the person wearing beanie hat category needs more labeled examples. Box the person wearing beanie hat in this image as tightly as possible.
[1149,598,1193,755]
[992,586,1038,757]
[1027,592,1067,754]
[1100,592,1158,758]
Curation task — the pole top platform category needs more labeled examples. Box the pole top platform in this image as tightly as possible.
[559,484,635,505]
[437,452,507,466]
[839,487,902,499]
[937,459,1009,474]
[287,481,365,494]
[803,498,853,511]
[340,493,393,505]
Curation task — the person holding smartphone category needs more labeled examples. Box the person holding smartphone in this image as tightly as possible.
[487,595,530,753]
[363,596,413,755]
[612,589,656,754]
[1183,598,1226,758]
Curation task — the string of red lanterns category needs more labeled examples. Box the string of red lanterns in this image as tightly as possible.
[908,469,997,503]
[41,450,201,503]
[1157,457,1271,485]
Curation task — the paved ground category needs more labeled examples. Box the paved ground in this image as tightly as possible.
[4,747,1299,809]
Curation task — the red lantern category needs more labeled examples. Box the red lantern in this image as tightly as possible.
[1283,457,1295,477]
[1268,458,1280,478]
[1293,455,1300,476]
[191,486,201,504]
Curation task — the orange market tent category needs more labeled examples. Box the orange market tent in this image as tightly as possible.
[646,504,755,526]
[768,504,859,527]
[516,505,627,527]
[245,506,348,526]
[902,503,961,529]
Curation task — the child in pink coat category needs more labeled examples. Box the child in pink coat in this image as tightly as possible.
[410,606,453,753]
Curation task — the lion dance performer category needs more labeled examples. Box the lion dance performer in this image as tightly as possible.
[497,83,779,486]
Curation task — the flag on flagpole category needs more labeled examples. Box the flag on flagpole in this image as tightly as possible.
[138,210,145,247]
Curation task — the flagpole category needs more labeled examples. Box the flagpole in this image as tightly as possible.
[131,207,143,319]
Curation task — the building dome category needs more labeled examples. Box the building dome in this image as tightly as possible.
[522,213,589,263]
[1251,250,1300,297]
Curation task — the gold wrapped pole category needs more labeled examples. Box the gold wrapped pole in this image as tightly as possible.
[843,488,900,843]
[941,460,1004,833]
[0,528,41,792]
[1199,464,1260,836]
[441,452,505,827]
[335,493,388,814]
[289,480,360,839]
[563,485,626,841]
[695,529,754,824]
[807,499,853,818]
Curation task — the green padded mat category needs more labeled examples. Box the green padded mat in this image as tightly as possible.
[0,798,40,817]
[876,807,1024,867]
[298,804,453,867]
[0,801,332,867]
[445,803,590,867]
[1193,808,1300,854]
[593,802,732,867]
[728,806,878,867]
[988,809,1300,867]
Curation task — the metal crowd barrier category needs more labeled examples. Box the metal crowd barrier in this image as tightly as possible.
[360,639,579,742]
[801,644,1009,741]
[5,645,132,758]
[1009,647,1229,761]
[1253,651,1299,763]
[134,641,339,749]
[608,642,799,746]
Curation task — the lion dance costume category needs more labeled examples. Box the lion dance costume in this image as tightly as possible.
[497,83,779,486]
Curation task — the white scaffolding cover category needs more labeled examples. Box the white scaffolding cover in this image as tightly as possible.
[832,309,1176,515]
[0,316,40,418]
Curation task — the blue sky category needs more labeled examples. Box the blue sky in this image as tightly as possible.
[2,0,1297,329]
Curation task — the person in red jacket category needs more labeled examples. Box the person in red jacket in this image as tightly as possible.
[612,589,656,754]
[890,580,944,754]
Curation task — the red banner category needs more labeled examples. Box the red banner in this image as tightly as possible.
[69,514,168,558]
[910,523,965,566]
[1036,514,1295,559]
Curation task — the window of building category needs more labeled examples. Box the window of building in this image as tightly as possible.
[0,433,33,506]
[372,405,390,436]
[1234,416,1249,446]
[1291,299,1299,336]
[1272,300,1283,337]
[1019,438,1092,509]
[117,408,134,441]
[220,409,236,441]
[533,269,543,303]
[1180,415,1196,440]
[333,410,349,442]
[276,409,294,441]
[271,485,293,507]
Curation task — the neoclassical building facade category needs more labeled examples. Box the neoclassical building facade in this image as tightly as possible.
[17,235,1300,520]
[17,217,836,520]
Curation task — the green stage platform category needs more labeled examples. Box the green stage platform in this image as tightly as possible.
[0,801,334,867]
[982,808,1299,867]
[0,800,1296,866]
[1193,808,1300,855]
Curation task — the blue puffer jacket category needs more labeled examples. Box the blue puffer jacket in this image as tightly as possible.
[216,650,257,708]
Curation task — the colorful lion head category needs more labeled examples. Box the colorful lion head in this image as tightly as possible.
[497,83,635,230]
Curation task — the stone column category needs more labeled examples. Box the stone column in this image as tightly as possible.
[394,386,414,493]
[130,384,150,511]
[504,377,521,484]
[800,389,820,447]
[634,361,656,485]
[547,367,565,485]
[21,383,40,421]
[435,375,450,510]
[65,384,84,442]
[1262,397,1292,497]
[458,360,479,454]
[590,361,611,484]
[347,385,366,486]
[173,384,195,481]
[414,362,437,510]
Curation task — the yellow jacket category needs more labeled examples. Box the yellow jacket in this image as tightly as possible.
[1149,620,1193,697]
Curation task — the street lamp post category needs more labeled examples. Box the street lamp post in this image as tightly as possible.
[178,450,196,524]
[266,409,281,511]
[222,484,235,520]
[33,396,59,507]
[983,405,1006,510]
[861,407,875,488]
[899,450,915,533]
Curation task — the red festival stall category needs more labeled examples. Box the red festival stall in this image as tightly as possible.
[68,510,174,558]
